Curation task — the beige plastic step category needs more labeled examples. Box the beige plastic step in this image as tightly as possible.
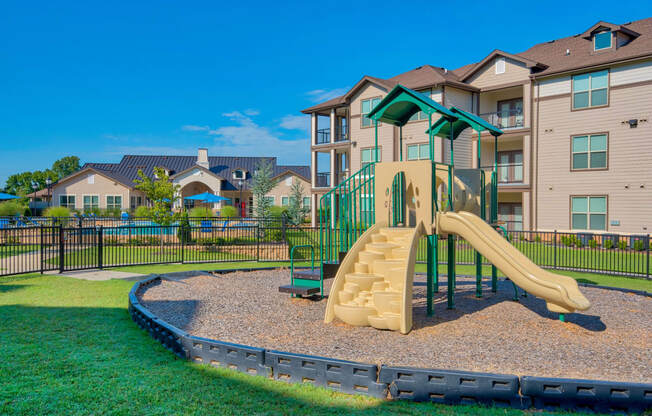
[358,251,384,265]
[334,304,376,326]
[339,290,353,304]
[373,291,401,314]
[370,281,389,292]
[344,273,384,291]
[367,312,401,331]
[391,247,410,259]
[365,242,400,257]
[343,282,360,297]
[372,260,406,277]
[354,262,369,273]
[380,228,413,238]
[370,233,388,243]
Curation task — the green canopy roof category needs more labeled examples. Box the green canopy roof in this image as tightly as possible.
[425,106,503,139]
[367,84,457,127]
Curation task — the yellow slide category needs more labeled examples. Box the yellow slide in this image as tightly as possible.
[437,211,591,313]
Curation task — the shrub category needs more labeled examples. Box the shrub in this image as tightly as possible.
[534,235,542,243]
[104,237,120,245]
[189,206,213,218]
[134,206,150,217]
[102,208,121,218]
[574,238,583,248]
[603,239,614,249]
[23,207,32,216]
[269,206,287,218]
[561,236,573,247]
[633,239,646,251]
[0,201,24,216]
[220,205,238,218]
[177,213,192,244]
[617,240,628,250]
[45,206,70,218]
[588,239,598,248]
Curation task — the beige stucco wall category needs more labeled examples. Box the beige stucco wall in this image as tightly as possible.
[468,57,530,89]
[534,67,652,233]
[266,173,311,207]
[52,171,130,210]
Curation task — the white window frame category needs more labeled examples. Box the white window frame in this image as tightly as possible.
[361,147,381,165]
[302,196,310,208]
[83,194,99,211]
[59,195,75,208]
[594,30,612,51]
[232,169,246,180]
[281,196,289,206]
[106,195,122,210]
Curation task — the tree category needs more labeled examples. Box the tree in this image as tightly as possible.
[251,158,275,218]
[52,156,80,179]
[134,167,180,252]
[286,180,309,226]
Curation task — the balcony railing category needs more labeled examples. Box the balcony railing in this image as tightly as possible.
[315,172,331,187]
[482,163,524,183]
[315,127,348,145]
[480,109,524,129]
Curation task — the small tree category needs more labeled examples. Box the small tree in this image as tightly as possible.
[251,159,274,218]
[286,181,309,226]
[134,167,180,251]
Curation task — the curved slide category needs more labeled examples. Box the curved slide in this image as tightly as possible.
[437,211,591,313]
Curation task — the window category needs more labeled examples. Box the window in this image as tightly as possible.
[263,196,274,205]
[59,195,75,208]
[281,196,289,206]
[572,134,607,169]
[498,203,523,231]
[497,151,523,183]
[571,196,606,230]
[407,143,430,160]
[361,97,381,127]
[83,195,99,210]
[232,169,245,180]
[285,177,292,186]
[361,147,381,165]
[408,90,431,121]
[130,196,143,209]
[302,197,310,208]
[594,31,611,51]
[106,195,122,209]
[495,57,506,74]
[572,70,608,109]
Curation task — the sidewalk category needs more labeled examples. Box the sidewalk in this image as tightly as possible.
[45,269,146,281]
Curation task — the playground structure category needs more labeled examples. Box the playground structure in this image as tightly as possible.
[312,84,591,334]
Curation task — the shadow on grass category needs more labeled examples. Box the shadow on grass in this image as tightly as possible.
[0,300,545,416]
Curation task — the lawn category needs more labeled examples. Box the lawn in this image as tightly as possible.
[0,270,592,415]
[0,245,39,258]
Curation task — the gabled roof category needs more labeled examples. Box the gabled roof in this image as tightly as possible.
[367,84,457,127]
[580,21,640,39]
[169,164,225,181]
[62,165,135,189]
[458,50,547,81]
[426,107,503,139]
[273,165,311,182]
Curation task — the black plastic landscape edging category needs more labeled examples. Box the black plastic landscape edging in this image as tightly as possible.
[128,270,652,414]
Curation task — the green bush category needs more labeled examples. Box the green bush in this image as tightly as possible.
[45,206,70,218]
[0,201,24,216]
[177,213,192,244]
[102,208,121,217]
[104,237,120,245]
[534,235,542,243]
[269,206,287,218]
[189,206,213,218]
[603,239,614,249]
[617,240,628,250]
[561,236,573,247]
[134,206,151,217]
[220,205,238,218]
[83,207,101,216]
[588,239,598,248]
[574,238,583,248]
[633,239,646,251]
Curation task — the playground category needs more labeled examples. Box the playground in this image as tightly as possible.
[138,269,651,383]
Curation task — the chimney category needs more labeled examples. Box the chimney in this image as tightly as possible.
[197,148,209,169]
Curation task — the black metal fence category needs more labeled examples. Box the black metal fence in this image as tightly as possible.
[1,224,650,279]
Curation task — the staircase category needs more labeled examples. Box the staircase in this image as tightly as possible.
[329,226,418,332]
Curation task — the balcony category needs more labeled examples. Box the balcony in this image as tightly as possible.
[315,172,331,188]
[315,127,348,145]
[482,162,523,184]
[480,109,524,129]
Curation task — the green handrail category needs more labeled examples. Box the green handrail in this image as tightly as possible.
[290,244,315,283]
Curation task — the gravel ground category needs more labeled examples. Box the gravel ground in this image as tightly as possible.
[137,269,652,383]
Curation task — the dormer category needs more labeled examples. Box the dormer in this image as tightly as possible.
[581,21,640,53]
[232,169,247,180]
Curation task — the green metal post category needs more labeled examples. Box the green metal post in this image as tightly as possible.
[374,120,379,162]
[399,125,403,162]
[426,234,433,316]
[492,134,498,292]
[428,114,433,161]
[475,128,483,298]
[559,313,565,322]
[447,234,455,309]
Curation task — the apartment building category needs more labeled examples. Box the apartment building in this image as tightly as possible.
[39,148,310,216]
[303,18,652,234]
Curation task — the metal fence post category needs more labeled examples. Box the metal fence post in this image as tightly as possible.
[181,225,185,264]
[647,234,650,279]
[98,226,103,269]
[40,225,44,274]
[256,225,260,261]
[58,226,64,273]
[553,230,557,269]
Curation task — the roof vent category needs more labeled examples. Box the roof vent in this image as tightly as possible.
[443,68,448,73]
[565,49,571,56]
[197,148,209,169]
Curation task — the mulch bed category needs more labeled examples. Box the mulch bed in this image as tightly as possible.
[137,269,652,383]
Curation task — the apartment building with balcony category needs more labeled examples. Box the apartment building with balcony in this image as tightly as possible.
[303,17,652,235]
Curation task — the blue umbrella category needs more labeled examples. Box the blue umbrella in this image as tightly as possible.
[0,192,20,200]
[185,192,230,203]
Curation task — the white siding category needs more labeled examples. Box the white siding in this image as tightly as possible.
[611,60,652,86]
[537,76,571,98]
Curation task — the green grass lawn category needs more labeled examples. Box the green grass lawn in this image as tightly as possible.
[0,271,594,415]
[0,245,39,258]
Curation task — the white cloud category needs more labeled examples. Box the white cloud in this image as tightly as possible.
[279,114,308,131]
[182,125,210,132]
[243,109,260,116]
[306,87,348,103]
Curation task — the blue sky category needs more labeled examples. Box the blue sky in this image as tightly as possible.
[1,0,650,185]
